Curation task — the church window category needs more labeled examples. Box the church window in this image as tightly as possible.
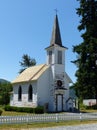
[28,85,33,101]
[18,86,22,101]
[58,51,62,64]
[48,51,52,64]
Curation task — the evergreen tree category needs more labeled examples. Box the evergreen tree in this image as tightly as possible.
[19,54,36,73]
[73,0,97,102]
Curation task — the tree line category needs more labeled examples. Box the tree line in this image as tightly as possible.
[72,0,97,103]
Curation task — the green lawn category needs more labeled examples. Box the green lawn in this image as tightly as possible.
[1,110,29,116]
[1,109,97,116]
[0,120,97,130]
[81,109,97,113]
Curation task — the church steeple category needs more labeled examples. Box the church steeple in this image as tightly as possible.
[50,14,62,47]
[45,14,67,66]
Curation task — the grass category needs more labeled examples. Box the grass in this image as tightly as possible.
[0,120,97,130]
[2,109,97,116]
[81,109,97,113]
[1,110,29,116]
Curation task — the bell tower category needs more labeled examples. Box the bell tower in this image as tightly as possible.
[45,14,67,73]
[45,15,68,112]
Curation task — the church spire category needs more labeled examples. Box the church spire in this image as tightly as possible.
[50,14,62,47]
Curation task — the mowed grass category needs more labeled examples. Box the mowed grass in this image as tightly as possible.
[0,120,97,130]
[81,109,97,113]
[1,109,97,116]
[1,110,28,116]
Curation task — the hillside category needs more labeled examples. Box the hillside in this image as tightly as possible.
[0,79,10,83]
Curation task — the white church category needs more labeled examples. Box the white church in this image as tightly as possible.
[10,15,74,112]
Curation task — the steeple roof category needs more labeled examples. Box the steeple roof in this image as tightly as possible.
[45,14,68,50]
[50,14,62,47]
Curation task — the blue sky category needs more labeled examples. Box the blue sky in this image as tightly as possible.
[0,0,82,82]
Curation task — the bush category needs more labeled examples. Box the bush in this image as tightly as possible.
[34,106,44,114]
[0,110,2,115]
[4,105,12,111]
[80,103,87,110]
[86,104,97,110]
[4,105,44,114]
[92,104,97,109]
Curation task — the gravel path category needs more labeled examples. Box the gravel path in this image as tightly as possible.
[27,123,97,130]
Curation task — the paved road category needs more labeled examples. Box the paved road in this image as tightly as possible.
[27,123,97,130]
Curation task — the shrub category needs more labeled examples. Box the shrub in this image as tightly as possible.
[80,103,87,110]
[35,106,44,114]
[92,104,97,109]
[4,105,12,111]
[86,104,97,110]
[4,105,44,114]
[0,110,2,115]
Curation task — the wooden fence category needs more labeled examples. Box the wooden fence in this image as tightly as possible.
[0,113,97,125]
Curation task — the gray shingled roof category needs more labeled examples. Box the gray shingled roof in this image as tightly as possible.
[50,14,62,46]
[45,14,67,50]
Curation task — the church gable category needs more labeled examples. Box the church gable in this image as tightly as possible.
[65,72,73,84]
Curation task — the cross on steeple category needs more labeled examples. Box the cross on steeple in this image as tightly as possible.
[54,9,58,15]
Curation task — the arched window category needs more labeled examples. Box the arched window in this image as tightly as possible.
[28,85,33,101]
[18,86,22,101]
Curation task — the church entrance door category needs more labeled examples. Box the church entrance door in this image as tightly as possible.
[56,94,63,112]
